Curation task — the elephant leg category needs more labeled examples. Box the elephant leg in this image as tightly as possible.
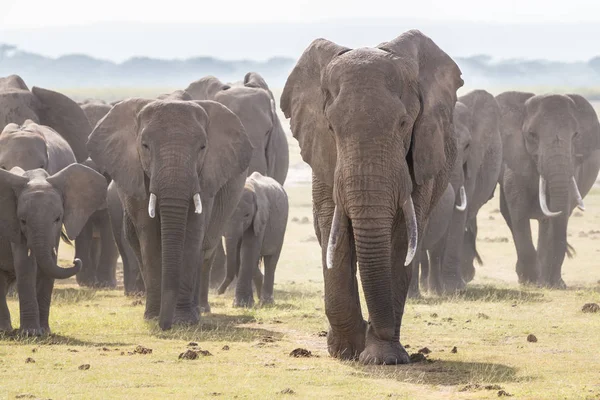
[75,222,96,287]
[36,270,54,334]
[313,177,366,361]
[419,250,430,292]
[539,217,568,289]
[122,215,145,295]
[261,250,281,305]
[12,244,41,335]
[407,250,422,299]
[359,217,413,365]
[428,242,445,295]
[95,213,119,289]
[0,272,12,332]
[511,216,538,285]
[208,241,226,289]
[253,265,264,300]
[441,208,468,293]
[234,231,260,308]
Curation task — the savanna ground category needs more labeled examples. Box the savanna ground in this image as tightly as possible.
[1,87,600,400]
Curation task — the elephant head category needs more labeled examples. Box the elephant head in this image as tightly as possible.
[281,30,462,339]
[0,75,91,162]
[496,92,599,216]
[0,164,108,279]
[87,95,252,329]
[80,100,112,130]
[0,121,55,172]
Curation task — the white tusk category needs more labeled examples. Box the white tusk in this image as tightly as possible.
[193,193,203,214]
[571,176,585,211]
[403,196,418,266]
[326,205,342,269]
[455,185,467,211]
[53,247,57,259]
[539,176,562,217]
[28,249,32,258]
[148,193,157,218]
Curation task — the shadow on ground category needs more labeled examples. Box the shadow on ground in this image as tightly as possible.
[149,313,285,343]
[351,359,527,386]
[0,332,131,347]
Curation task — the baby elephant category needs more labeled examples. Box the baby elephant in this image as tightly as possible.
[218,172,288,307]
[0,164,107,335]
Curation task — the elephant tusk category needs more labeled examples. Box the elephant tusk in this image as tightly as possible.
[571,176,585,211]
[539,176,562,217]
[52,247,57,259]
[148,193,157,218]
[326,205,342,269]
[193,193,203,214]
[28,248,32,258]
[455,185,467,211]
[403,196,418,266]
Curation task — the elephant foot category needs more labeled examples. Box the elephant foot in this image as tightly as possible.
[327,320,367,360]
[76,274,97,288]
[358,328,410,365]
[0,320,13,333]
[259,297,274,307]
[199,302,212,314]
[144,308,160,320]
[541,278,567,290]
[18,326,48,337]
[461,264,476,283]
[407,287,421,299]
[95,279,117,289]
[233,296,254,308]
[173,309,200,326]
[442,277,467,294]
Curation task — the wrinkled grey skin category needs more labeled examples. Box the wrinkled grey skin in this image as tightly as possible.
[0,165,107,335]
[87,91,253,330]
[186,72,289,288]
[0,75,90,163]
[497,92,600,288]
[408,184,455,298]
[73,100,120,289]
[281,30,463,364]
[218,172,289,307]
[430,90,503,293]
[107,180,144,295]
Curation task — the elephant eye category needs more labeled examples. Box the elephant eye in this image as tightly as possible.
[20,219,26,225]
[0,166,5,170]
[141,143,149,150]
[573,131,579,139]
[200,145,206,150]
[54,217,60,223]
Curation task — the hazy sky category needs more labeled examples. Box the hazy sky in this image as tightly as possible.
[3,0,600,28]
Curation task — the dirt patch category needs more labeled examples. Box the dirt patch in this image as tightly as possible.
[527,334,538,343]
[477,313,490,319]
[418,347,432,355]
[222,345,230,351]
[498,389,513,397]
[582,303,600,313]
[131,299,143,306]
[289,348,314,358]
[134,345,153,355]
[78,364,90,370]
[279,388,296,395]
[187,342,198,347]
[459,384,504,392]
[15,395,36,399]
[25,357,35,363]
[409,353,428,363]
[316,331,327,337]
[179,349,212,360]
[451,346,458,354]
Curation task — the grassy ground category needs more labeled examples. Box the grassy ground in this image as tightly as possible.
[1,183,600,399]
[2,87,599,399]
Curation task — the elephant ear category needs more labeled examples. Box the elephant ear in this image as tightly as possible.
[186,76,230,100]
[157,90,192,101]
[495,91,535,175]
[567,94,600,161]
[31,87,91,163]
[378,30,464,185]
[244,72,270,90]
[0,167,28,242]
[250,176,269,236]
[280,39,350,187]
[47,163,109,240]
[458,90,501,178]
[87,98,152,199]
[194,100,253,198]
[0,75,29,91]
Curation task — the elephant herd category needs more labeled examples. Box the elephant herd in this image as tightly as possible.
[1,29,599,366]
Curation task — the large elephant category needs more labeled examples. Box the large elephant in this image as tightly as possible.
[80,100,112,129]
[0,75,89,163]
[0,164,107,335]
[430,90,503,293]
[186,72,289,287]
[497,92,600,288]
[281,30,463,364]
[217,172,289,307]
[87,91,253,330]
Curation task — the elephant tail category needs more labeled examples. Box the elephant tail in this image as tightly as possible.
[566,242,576,259]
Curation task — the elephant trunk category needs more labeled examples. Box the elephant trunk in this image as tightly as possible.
[31,234,81,279]
[541,151,572,217]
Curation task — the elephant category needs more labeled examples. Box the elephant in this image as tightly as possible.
[408,183,455,298]
[496,92,600,288]
[185,72,289,288]
[0,164,107,335]
[217,172,289,307]
[429,90,503,293]
[0,75,89,163]
[87,90,253,330]
[80,100,112,130]
[107,180,144,295]
[281,30,463,364]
